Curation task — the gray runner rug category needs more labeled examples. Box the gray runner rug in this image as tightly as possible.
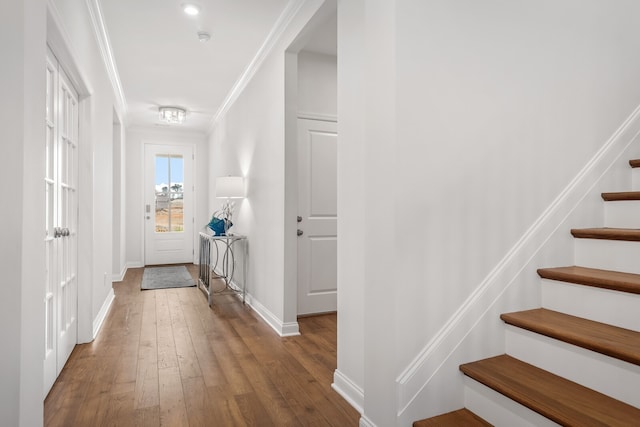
[141,266,195,290]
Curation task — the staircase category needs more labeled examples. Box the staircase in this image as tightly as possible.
[414,159,640,427]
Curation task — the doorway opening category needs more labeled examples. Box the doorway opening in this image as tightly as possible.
[284,4,338,324]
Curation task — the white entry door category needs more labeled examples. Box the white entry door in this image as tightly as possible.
[44,49,79,396]
[297,119,338,315]
[144,144,194,265]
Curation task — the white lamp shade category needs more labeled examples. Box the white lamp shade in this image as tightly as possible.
[216,176,244,198]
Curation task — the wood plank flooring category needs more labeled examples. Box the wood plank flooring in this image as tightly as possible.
[44,265,360,426]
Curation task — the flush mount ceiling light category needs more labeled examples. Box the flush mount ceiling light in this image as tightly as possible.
[158,106,187,124]
[182,3,200,16]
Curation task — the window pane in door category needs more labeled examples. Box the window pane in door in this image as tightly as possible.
[169,156,184,232]
[155,154,184,233]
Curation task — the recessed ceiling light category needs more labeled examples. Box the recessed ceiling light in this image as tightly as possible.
[182,3,200,16]
[197,31,211,43]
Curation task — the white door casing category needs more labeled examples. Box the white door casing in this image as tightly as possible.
[297,119,338,315]
[44,49,79,397]
[144,144,194,265]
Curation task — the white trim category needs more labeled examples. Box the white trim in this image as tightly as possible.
[92,289,114,339]
[396,102,640,415]
[297,111,337,122]
[359,416,378,427]
[332,370,364,414]
[85,0,127,114]
[244,294,300,337]
[126,261,144,269]
[112,264,127,282]
[208,0,306,134]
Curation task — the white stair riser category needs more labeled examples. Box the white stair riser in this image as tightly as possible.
[574,238,640,274]
[464,376,559,427]
[604,200,640,228]
[541,279,640,331]
[633,168,640,191]
[506,326,640,408]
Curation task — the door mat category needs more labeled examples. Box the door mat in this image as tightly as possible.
[141,266,195,290]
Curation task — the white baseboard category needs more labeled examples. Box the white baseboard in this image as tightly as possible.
[111,264,127,282]
[395,102,640,417]
[246,294,300,337]
[359,416,378,427]
[332,370,364,414]
[209,264,300,337]
[126,261,144,269]
[92,288,114,339]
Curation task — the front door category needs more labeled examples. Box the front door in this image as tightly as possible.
[297,119,338,315]
[44,48,79,396]
[144,144,194,265]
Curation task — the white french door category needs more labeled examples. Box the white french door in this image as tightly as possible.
[44,48,79,397]
[144,144,194,265]
[297,119,338,315]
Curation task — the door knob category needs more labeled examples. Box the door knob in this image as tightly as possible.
[297,229,303,236]
[297,216,302,223]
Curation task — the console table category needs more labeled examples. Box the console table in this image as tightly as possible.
[198,232,247,307]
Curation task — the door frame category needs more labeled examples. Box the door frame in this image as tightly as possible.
[141,140,197,266]
[47,5,94,346]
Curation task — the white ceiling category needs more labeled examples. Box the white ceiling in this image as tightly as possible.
[100,0,290,133]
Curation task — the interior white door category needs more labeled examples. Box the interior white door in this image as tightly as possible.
[44,49,79,397]
[297,119,338,315]
[144,144,194,265]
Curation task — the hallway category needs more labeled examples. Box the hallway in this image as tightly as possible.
[44,266,359,426]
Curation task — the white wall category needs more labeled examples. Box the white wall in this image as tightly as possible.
[335,0,366,415]
[0,0,47,424]
[298,50,337,117]
[125,127,209,267]
[112,112,126,280]
[339,0,640,425]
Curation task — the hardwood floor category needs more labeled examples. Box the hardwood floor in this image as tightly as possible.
[44,265,360,426]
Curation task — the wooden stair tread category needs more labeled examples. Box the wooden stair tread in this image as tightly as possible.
[571,227,640,241]
[629,159,640,168]
[501,308,640,366]
[602,191,640,201]
[537,266,640,294]
[413,409,492,427]
[460,354,640,426]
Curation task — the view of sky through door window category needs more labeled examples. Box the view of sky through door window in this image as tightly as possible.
[155,154,184,232]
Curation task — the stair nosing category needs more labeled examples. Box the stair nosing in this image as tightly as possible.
[501,308,640,366]
[570,227,640,241]
[537,265,640,295]
[601,191,640,201]
[460,354,640,426]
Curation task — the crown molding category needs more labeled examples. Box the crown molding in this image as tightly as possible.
[208,0,307,135]
[85,0,127,116]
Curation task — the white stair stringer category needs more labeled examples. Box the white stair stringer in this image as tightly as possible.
[541,279,640,331]
[505,325,640,408]
[574,238,640,275]
[463,376,559,427]
[604,200,640,228]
